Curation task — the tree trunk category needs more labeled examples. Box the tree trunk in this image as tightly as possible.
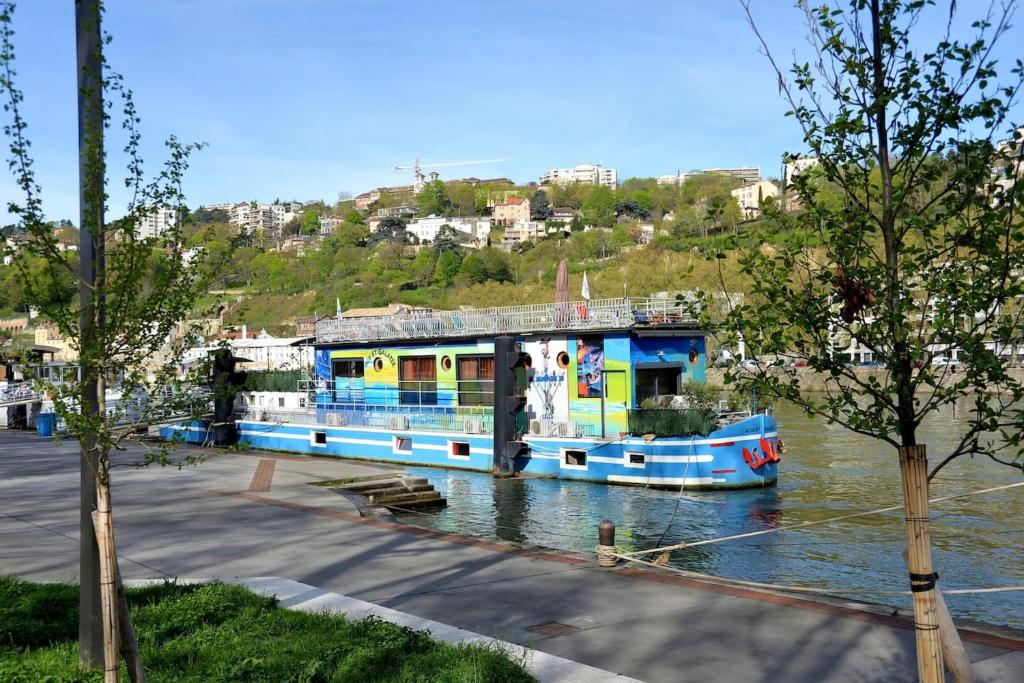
[76,0,105,667]
[92,482,120,683]
[898,445,944,682]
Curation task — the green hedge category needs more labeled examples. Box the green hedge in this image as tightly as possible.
[243,370,303,393]
[628,408,718,437]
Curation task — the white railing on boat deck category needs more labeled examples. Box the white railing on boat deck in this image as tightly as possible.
[314,296,699,344]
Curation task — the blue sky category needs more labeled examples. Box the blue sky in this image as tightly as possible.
[1,0,1020,222]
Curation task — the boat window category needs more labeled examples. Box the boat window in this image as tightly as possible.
[456,355,495,406]
[332,358,365,403]
[399,356,437,405]
[564,449,587,467]
[635,367,681,404]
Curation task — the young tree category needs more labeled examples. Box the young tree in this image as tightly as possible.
[300,209,321,236]
[2,1,210,676]
[582,185,616,227]
[416,179,447,216]
[721,2,1024,680]
[434,249,462,286]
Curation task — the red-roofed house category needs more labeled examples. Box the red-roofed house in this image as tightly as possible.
[491,196,530,227]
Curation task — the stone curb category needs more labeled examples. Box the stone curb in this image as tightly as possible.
[123,576,644,683]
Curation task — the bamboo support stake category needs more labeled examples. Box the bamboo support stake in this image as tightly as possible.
[899,445,944,683]
[936,588,974,683]
[92,484,120,683]
[114,556,146,683]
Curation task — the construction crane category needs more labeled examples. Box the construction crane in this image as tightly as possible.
[393,158,506,193]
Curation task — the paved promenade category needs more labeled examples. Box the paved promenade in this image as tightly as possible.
[2,430,1022,682]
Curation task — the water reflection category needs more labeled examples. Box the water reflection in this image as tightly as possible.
[398,400,1024,629]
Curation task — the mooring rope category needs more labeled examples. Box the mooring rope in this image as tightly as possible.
[620,480,1024,558]
[610,552,1024,596]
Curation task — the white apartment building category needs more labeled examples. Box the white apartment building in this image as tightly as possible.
[659,167,762,185]
[137,206,180,239]
[182,328,313,372]
[539,164,617,189]
[228,201,302,236]
[730,180,779,217]
[784,156,821,184]
[407,215,491,243]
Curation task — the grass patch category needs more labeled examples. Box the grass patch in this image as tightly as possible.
[0,576,534,682]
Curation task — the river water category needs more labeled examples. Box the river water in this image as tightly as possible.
[396,400,1024,630]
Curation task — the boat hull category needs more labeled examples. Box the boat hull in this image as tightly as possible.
[161,413,779,490]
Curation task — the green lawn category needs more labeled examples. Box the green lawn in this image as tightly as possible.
[0,576,534,682]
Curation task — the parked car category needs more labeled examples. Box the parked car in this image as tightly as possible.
[739,358,757,370]
[790,359,809,368]
[931,356,960,368]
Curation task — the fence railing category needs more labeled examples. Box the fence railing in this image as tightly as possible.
[315,296,698,344]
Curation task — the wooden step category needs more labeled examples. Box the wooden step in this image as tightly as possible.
[367,490,444,506]
[358,483,433,498]
[335,478,405,493]
[380,493,448,511]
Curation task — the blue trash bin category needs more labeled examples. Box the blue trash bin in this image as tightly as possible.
[37,412,55,437]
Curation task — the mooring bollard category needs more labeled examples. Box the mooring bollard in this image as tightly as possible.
[597,519,618,567]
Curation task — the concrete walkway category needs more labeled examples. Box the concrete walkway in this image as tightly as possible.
[122,576,640,682]
[2,430,1022,682]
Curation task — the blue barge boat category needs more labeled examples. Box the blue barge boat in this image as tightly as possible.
[167,297,779,490]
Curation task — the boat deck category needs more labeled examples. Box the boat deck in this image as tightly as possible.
[314,296,698,344]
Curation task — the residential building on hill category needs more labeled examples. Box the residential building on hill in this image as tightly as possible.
[504,220,544,242]
[406,215,491,244]
[492,196,530,226]
[184,327,313,372]
[667,167,762,185]
[550,207,580,223]
[539,164,617,189]
[137,206,180,239]
[375,205,417,218]
[227,201,302,237]
[319,215,344,235]
[784,156,821,184]
[731,180,780,219]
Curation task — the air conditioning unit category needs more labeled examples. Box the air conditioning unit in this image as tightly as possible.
[529,420,542,435]
[465,418,483,434]
[389,416,410,431]
[557,422,578,438]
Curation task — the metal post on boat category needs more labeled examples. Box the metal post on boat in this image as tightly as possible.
[597,520,618,567]
[493,335,528,477]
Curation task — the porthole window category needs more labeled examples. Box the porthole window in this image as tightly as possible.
[441,355,452,371]
[373,357,384,372]
[557,351,570,368]
[688,348,699,365]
